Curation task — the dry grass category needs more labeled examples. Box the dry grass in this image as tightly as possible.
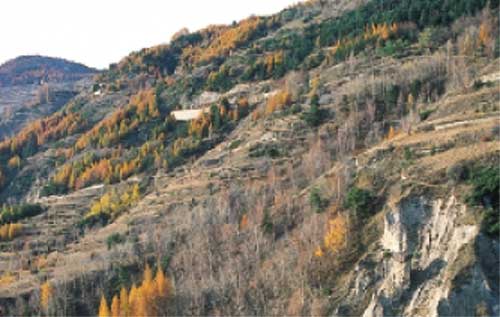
[417,141,499,173]
[393,116,499,148]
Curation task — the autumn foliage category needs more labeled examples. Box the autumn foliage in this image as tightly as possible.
[76,89,160,151]
[315,214,347,257]
[183,17,263,64]
[0,223,22,241]
[98,263,173,317]
[84,184,141,224]
[266,89,292,114]
[40,281,54,312]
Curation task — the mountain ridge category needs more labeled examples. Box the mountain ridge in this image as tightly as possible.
[0,55,97,87]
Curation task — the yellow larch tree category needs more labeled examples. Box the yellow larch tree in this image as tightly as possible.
[128,284,138,316]
[40,281,53,312]
[142,263,157,310]
[7,223,19,240]
[323,215,347,253]
[155,267,173,299]
[98,295,110,317]
[131,184,141,202]
[135,287,149,317]
[119,287,129,317]
[111,295,120,317]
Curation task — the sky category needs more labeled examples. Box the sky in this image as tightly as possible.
[0,0,299,69]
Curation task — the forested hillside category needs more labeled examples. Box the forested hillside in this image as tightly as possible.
[0,0,498,315]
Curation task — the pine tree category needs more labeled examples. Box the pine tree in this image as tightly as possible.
[111,295,120,317]
[98,295,110,317]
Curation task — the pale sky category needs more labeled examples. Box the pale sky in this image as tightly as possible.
[0,0,299,69]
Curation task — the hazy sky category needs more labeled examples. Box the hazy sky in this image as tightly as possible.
[0,0,298,69]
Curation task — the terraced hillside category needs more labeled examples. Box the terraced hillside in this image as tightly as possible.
[0,0,498,316]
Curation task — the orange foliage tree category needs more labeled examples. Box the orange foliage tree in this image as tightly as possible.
[265,89,292,114]
[98,263,173,317]
[40,281,54,313]
[98,295,111,317]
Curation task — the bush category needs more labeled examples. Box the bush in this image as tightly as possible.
[344,186,375,218]
[249,143,283,158]
[310,187,327,213]
[472,80,494,91]
[419,109,434,121]
[261,209,273,235]
[404,147,414,161]
[446,163,468,184]
[107,233,125,250]
[229,139,242,150]
[289,104,302,114]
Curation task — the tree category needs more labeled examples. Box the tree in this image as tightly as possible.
[128,284,138,315]
[135,288,149,317]
[131,184,141,202]
[142,263,157,307]
[98,295,110,317]
[344,186,374,218]
[8,223,22,240]
[302,98,323,127]
[309,187,326,213]
[119,287,129,317]
[7,155,21,169]
[323,215,347,253]
[155,267,171,298]
[40,281,53,313]
[111,295,120,317]
[387,126,396,140]
[210,104,222,131]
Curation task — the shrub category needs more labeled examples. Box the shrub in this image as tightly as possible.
[229,139,242,150]
[107,233,126,250]
[472,80,493,91]
[310,187,327,213]
[419,109,434,121]
[261,209,273,235]
[446,163,468,184]
[404,147,414,161]
[248,143,283,158]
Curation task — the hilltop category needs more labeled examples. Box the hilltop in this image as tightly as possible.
[0,55,97,87]
[0,0,498,316]
[0,55,96,140]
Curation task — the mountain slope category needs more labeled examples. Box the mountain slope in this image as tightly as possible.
[0,0,498,315]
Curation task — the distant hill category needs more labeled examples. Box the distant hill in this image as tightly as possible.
[0,55,97,87]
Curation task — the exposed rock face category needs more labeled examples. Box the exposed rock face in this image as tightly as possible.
[360,194,498,317]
